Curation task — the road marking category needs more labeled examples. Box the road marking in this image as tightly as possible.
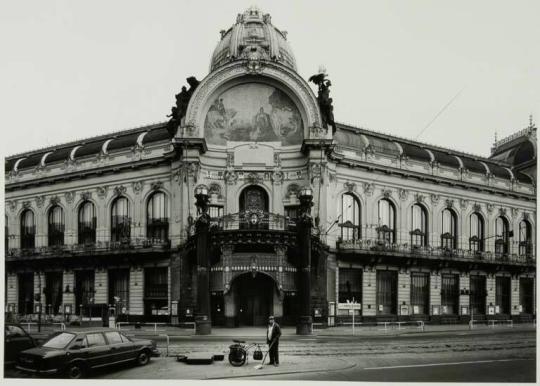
[364,358,532,370]
[300,338,318,341]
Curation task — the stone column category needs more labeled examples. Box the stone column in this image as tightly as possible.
[430,272,441,319]
[296,202,313,335]
[459,273,470,321]
[7,273,18,313]
[94,269,108,305]
[129,267,144,316]
[195,214,211,335]
[224,291,236,328]
[510,277,520,316]
[362,269,377,318]
[397,270,410,319]
[34,272,45,312]
[170,251,181,325]
[62,270,75,317]
[273,289,283,318]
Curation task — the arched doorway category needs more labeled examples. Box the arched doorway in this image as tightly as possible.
[233,273,275,326]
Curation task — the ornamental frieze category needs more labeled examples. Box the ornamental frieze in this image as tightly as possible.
[382,189,392,199]
[132,182,143,195]
[459,199,468,210]
[398,189,408,201]
[80,191,92,201]
[486,203,494,213]
[151,181,163,191]
[414,193,425,204]
[22,200,32,209]
[49,196,61,206]
[344,181,356,193]
[430,194,440,204]
[97,186,108,199]
[7,201,17,212]
[113,185,127,196]
[363,182,374,196]
[445,199,454,209]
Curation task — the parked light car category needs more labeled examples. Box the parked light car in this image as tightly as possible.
[4,323,37,368]
[16,328,160,378]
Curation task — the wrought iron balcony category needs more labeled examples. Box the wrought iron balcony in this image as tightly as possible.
[213,211,297,231]
[6,237,170,259]
[336,238,535,266]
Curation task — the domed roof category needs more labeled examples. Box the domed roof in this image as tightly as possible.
[210,6,296,72]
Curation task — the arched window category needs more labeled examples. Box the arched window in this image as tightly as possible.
[377,199,395,243]
[78,201,96,245]
[410,204,428,247]
[495,217,509,255]
[48,206,64,246]
[340,193,361,241]
[147,192,169,242]
[519,220,532,257]
[111,197,130,242]
[469,213,484,252]
[20,210,35,249]
[239,185,269,229]
[441,209,457,250]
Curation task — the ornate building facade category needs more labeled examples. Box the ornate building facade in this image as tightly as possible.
[4,7,536,333]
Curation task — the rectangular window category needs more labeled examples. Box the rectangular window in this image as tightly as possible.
[411,273,429,314]
[376,270,397,315]
[144,267,168,299]
[338,268,362,303]
[495,277,510,314]
[45,272,63,315]
[441,274,459,315]
[470,275,486,315]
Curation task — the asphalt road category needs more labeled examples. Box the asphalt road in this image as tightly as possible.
[5,328,536,382]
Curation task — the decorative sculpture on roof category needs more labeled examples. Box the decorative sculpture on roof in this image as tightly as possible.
[166,77,201,138]
[309,70,337,135]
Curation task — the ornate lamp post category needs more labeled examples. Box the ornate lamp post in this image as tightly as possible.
[194,185,212,335]
[297,187,313,335]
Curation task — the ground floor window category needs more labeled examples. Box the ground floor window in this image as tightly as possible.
[108,269,129,312]
[144,267,168,321]
[75,270,95,317]
[376,270,397,315]
[520,278,534,314]
[495,277,510,314]
[18,273,34,315]
[470,275,486,315]
[441,274,459,315]
[411,273,429,315]
[45,272,63,315]
[338,268,362,303]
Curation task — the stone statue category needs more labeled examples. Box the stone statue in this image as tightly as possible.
[167,76,201,138]
[166,106,179,138]
[309,72,337,135]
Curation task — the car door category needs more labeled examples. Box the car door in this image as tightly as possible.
[4,325,35,364]
[104,331,132,363]
[85,333,112,368]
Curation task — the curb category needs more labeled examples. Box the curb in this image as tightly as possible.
[204,358,357,379]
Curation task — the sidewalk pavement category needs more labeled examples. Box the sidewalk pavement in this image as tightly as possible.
[101,353,355,380]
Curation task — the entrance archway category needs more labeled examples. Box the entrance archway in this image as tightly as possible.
[233,273,275,326]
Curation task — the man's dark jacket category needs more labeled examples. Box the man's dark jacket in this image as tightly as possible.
[266,322,281,344]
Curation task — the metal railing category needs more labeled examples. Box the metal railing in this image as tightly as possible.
[214,211,297,231]
[7,237,171,257]
[337,238,535,264]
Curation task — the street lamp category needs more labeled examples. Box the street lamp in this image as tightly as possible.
[194,185,209,215]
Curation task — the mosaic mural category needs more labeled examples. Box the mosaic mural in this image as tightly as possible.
[204,83,303,146]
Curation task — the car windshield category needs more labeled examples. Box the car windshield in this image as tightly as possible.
[42,332,76,349]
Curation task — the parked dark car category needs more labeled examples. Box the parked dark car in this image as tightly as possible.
[16,328,160,378]
[4,323,37,368]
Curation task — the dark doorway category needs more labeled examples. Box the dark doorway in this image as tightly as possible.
[18,273,34,315]
[234,273,274,326]
[144,267,168,322]
[470,275,486,315]
[108,269,129,312]
[495,277,511,315]
[520,278,534,314]
[441,274,459,315]
[75,270,95,317]
[45,272,63,315]
[376,270,397,315]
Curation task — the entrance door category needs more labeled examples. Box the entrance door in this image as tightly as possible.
[234,273,274,326]
[376,270,397,315]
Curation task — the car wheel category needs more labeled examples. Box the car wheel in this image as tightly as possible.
[66,363,86,379]
[136,350,150,366]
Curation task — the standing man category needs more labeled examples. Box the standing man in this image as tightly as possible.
[266,315,281,366]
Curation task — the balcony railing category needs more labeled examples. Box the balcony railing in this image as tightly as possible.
[7,237,170,258]
[337,238,535,265]
[213,211,297,231]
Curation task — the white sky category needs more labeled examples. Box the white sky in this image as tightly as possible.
[1,0,539,158]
